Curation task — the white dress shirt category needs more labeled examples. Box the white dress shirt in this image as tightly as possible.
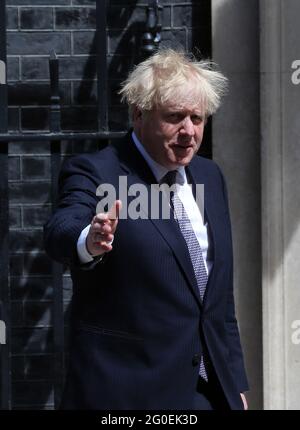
[77,131,213,275]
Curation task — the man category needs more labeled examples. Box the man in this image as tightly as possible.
[44,49,249,410]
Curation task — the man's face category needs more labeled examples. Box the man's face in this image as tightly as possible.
[133,103,206,170]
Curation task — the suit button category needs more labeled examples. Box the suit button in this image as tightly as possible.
[192,354,201,366]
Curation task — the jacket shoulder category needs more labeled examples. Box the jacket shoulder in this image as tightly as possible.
[192,154,224,177]
[64,145,116,169]
[59,145,119,183]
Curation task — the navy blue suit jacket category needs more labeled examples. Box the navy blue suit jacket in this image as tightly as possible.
[44,133,249,410]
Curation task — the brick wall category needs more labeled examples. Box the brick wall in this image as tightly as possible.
[5,0,211,409]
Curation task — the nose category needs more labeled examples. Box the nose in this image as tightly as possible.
[179,116,195,136]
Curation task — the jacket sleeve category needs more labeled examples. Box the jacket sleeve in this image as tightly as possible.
[44,154,100,266]
[217,164,250,393]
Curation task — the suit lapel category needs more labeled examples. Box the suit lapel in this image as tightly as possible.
[187,159,218,302]
[112,135,203,306]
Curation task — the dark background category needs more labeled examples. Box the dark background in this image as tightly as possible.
[4,0,211,409]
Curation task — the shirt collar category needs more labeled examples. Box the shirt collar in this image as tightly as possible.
[131,131,186,184]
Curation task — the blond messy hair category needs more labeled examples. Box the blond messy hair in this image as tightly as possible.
[119,49,228,117]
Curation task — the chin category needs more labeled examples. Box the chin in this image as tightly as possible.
[166,155,192,168]
[175,158,191,166]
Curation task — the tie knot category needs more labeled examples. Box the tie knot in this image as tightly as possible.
[161,170,179,187]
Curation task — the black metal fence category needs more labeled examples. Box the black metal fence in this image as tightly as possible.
[0,0,164,410]
[0,0,10,411]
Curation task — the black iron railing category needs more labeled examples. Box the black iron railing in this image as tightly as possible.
[0,0,162,410]
[0,0,11,412]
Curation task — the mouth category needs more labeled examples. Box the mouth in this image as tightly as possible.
[172,144,193,151]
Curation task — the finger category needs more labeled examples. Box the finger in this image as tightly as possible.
[93,240,113,252]
[92,223,112,235]
[93,213,109,225]
[93,232,113,243]
[99,242,113,252]
[115,200,122,217]
[107,200,122,220]
[109,200,122,233]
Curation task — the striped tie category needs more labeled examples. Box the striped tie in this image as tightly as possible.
[162,170,209,381]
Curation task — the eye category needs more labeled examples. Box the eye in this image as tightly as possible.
[191,115,204,125]
[166,112,183,123]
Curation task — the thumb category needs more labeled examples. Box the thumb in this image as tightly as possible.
[108,199,122,220]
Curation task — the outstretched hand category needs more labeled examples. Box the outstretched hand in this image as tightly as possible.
[86,200,122,257]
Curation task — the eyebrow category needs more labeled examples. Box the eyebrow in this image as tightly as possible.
[165,109,203,117]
